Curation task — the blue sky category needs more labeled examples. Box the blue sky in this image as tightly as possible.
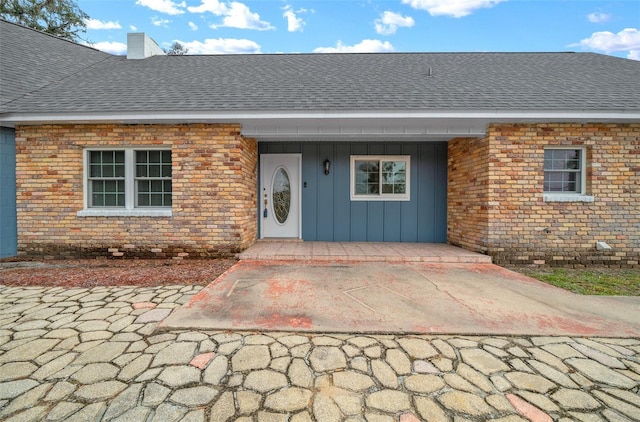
[79,0,640,59]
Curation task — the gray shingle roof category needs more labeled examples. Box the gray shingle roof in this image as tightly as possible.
[0,20,110,111]
[1,20,639,116]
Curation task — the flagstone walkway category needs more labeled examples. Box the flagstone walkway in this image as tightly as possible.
[0,284,639,421]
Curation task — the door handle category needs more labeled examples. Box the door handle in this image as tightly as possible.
[263,195,268,218]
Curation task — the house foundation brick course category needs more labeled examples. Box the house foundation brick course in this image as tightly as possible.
[15,123,258,258]
[448,123,640,267]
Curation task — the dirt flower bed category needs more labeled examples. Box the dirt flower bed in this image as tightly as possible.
[0,258,237,288]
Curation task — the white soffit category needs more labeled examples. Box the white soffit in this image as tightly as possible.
[2,111,639,140]
[241,116,487,139]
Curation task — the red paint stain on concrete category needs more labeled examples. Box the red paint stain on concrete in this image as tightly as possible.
[181,289,214,309]
[180,260,249,309]
[256,313,313,329]
[532,315,599,336]
[507,393,553,422]
[265,279,308,299]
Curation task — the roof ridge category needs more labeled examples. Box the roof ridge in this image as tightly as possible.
[158,51,582,58]
[0,18,108,55]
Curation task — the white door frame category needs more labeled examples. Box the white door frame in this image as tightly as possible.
[260,153,302,239]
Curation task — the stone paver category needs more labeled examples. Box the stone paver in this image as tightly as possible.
[232,344,271,371]
[0,283,639,421]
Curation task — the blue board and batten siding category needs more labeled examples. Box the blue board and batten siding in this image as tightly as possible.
[0,127,17,257]
[259,142,447,242]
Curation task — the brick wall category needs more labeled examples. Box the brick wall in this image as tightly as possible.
[447,136,491,253]
[15,123,258,258]
[448,123,640,267]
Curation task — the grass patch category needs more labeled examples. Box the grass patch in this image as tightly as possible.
[512,267,640,296]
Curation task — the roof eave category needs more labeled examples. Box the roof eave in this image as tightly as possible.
[2,110,638,140]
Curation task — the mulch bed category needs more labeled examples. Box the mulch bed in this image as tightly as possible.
[0,258,237,288]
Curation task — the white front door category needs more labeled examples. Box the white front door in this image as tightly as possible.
[260,154,301,239]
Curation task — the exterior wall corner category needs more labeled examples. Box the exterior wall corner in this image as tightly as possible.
[447,136,491,255]
[471,123,639,267]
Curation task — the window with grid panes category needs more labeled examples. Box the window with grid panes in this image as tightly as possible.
[136,150,172,207]
[87,149,172,209]
[543,148,584,194]
[89,151,126,207]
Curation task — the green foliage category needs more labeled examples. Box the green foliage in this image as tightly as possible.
[0,0,88,41]
[517,268,640,296]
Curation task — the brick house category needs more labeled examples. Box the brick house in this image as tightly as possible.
[1,20,639,265]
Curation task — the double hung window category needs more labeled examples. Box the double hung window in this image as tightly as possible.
[88,150,126,207]
[86,149,172,210]
[543,148,584,194]
[135,150,172,207]
[542,147,593,202]
[350,155,410,201]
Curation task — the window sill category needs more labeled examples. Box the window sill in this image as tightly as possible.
[543,194,594,203]
[77,209,172,217]
[350,196,411,202]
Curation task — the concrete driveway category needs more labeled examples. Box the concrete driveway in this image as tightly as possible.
[160,261,640,337]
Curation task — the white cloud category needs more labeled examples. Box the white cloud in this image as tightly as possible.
[177,38,261,54]
[313,39,394,53]
[189,1,273,30]
[402,0,505,18]
[628,50,639,60]
[587,12,611,23]
[211,2,274,30]
[573,28,640,54]
[85,18,122,30]
[283,5,305,32]
[375,11,415,35]
[188,0,227,14]
[136,0,185,15]
[188,21,198,30]
[130,25,138,31]
[152,17,171,27]
[88,41,127,55]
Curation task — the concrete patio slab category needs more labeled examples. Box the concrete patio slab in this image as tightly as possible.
[237,241,493,263]
[159,261,640,337]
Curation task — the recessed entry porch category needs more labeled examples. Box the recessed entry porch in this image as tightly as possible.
[258,141,448,242]
[238,241,491,264]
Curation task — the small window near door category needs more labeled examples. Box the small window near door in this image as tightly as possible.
[350,155,410,201]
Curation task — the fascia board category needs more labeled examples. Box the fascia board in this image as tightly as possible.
[1,110,639,128]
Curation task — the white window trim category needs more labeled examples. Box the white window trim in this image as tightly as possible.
[350,155,410,201]
[543,146,592,202]
[77,208,172,217]
[79,148,172,217]
[543,194,594,203]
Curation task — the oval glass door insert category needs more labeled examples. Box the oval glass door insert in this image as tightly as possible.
[272,167,291,225]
